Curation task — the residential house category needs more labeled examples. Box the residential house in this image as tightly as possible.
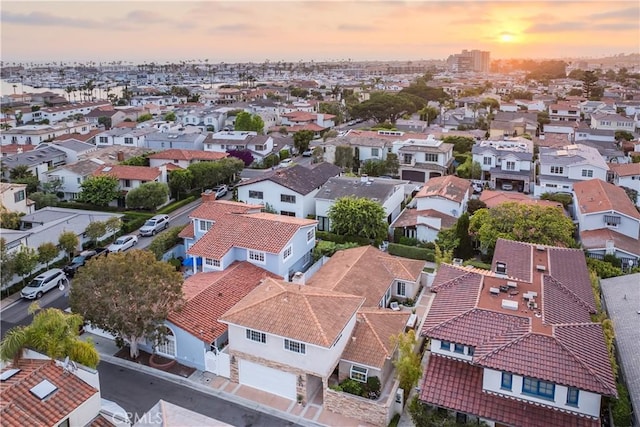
[40,101,111,123]
[93,164,168,207]
[0,358,104,427]
[391,175,470,242]
[608,162,640,207]
[548,103,580,121]
[144,131,206,151]
[0,183,33,215]
[573,179,640,267]
[314,175,408,232]
[395,118,427,133]
[472,137,534,192]
[543,120,577,139]
[84,107,127,128]
[0,144,67,181]
[488,111,538,139]
[479,190,563,210]
[204,131,275,161]
[535,144,609,196]
[237,162,341,218]
[147,148,228,170]
[392,134,455,182]
[1,121,94,146]
[419,239,617,427]
[280,111,335,129]
[590,113,635,132]
[95,128,158,148]
[180,197,318,280]
[574,123,616,143]
[53,129,102,146]
[129,95,185,107]
[43,140,97,164]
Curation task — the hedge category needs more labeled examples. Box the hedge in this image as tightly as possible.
[316,231,372,246]
[157,196,197,214]
[388,243,435,261]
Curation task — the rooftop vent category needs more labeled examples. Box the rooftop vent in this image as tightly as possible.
[536,264,546,272]
[506,281,518,289]
[30,379,58,400]
[102,166,112,172]
[501,299,518,311]
[536,245,545,252]
[489,287,500,295]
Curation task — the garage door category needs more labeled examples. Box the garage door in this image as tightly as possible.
[238,360,297,400]
[402,170,426,182]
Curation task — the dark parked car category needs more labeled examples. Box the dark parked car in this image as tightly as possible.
[64,248,107,277]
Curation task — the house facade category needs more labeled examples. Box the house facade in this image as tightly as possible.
[472,137,534,192]
[608,162,640,207]
[548,103,580,122]
[147,148,228,170]
[0,182,33,215]
[204,131,275,161]
[590,113,635,132]
[1,121,93,146]
[392,135,455,182]
[419,239,617,427]
[95,127,158,148]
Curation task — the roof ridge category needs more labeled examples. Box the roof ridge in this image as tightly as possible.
[184,263,239,301]
[303,290,330,347]
[222,277,286,316]
[361,312,392,357]
[545,274,596,313]
[551,328,617,395]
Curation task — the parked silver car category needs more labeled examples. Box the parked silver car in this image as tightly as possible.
[139,215,170,236]
[20,268,67,299]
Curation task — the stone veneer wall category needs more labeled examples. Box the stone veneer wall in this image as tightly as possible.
[324,380,399,427]
[229,350,318,401]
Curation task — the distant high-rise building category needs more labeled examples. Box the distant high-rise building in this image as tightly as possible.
[447,49,490,73]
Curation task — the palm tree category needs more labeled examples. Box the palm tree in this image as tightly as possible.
[0,304,99,368]
[64,85,74,102]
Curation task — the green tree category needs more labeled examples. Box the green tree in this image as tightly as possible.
[234,111,265,134]
[104,216,123,243]
[136,113,153,123]
[385,153,400,176]
[615,130,634,142]
[40,179,63,194]
[188,162,224,191]
[85,221,107,247]
[125,182,169,210]
[0,209,22,229]
[58,231,79,261]
[28,192,58,210]
[37,242,59,268]
[361,159,387,177]
[70,250,184,358]
[328,196,388,244]
[469,203,576,255]
[79,175,119,207]
[0,304,99,368]
[581,70,598,99]
[148,226,184,260]
[293,130,315,154]
[442,136,474,154]
[0,238,16,287]
[334,145,354,170]
[453,213,473,260]
[391,330,422,400]
[13,245,39,285]
[163,111,177,122]
[419,106,439,125]
[467,198,487,215]
[9,166,39,194]
[168,169,194,199]
[480,97,500,111]
[97,116,112,130]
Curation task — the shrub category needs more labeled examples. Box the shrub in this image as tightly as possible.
[340,378,363,396]
[363,376,381,399]
[398,236,419,247]
[157,196,196,214]
[463,260,492,270]
[316,231,372,246]
[166,257,182,272]
[540,192,572,208]
[611,382,632,427]
[148,226,186,260]
[587,257,623,278]
[388,243,435,261]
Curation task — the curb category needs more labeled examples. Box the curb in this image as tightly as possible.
[99,352,324,427]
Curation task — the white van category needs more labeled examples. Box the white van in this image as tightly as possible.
[20,268,67,299]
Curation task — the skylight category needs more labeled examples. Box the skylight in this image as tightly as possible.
[0,368,21,381]
[30,379,58,400]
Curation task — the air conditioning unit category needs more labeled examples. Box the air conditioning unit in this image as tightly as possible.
[536,265,546,272]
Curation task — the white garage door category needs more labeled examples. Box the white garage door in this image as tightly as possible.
[238,360,297,400]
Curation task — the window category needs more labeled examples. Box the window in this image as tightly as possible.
[307,228,315,242]
[454,343,464,354]
[248,190,263,199]
[566,387,579,406]
[281,194,296,204]
[483,156,492,165]
[350,365,368,383]
[550,166,564,174]
[280,211,295,217]
[155,328,176,357]
[403,154,412,164]
[397,281,406,296]
[255,144,264,151]
[283,246,292,260]
[581,169,593,177]
[58,419,70,427]
[246,329,266,343]
[522,377,555,400]
[124,179,131,187]
[468,347,474,356]
[604,215,620,227]
[14,190,25,203]
[199,220,213,232]
[501,372,513,390]
[371,148,379,157]
[248,250,265,263]
[205,258,220,268]
[284,338,306,354]
[99,136,108,143]
[425,153,438,162]
[440,341,451,351]
[496,262,507,275]
[76,177,81,184]
[505,161,515,170]
[124,137,134,145]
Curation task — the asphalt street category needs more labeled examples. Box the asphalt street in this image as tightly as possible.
[99,361,298,427]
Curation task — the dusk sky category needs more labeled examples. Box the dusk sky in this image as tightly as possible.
[1,1,638,64]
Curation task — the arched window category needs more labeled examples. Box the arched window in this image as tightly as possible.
[155,327,176,358]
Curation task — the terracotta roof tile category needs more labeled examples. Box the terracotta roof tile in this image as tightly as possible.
[147,149,228,161]
[307,246,425,307]
[178,222,195,238]
[220,278,365,347]
[414,175,471,203]
[547,246,597,312]
[542,276,594,324]
[422,269,481,331]
[479,190,563,209]
[419,355,599,427]
[608,162,640,177]
[93,164,161,181]
[168,262,278,343]
[391,208,457,229]
[580,228,640,257]
[0,359,98,427]
[342,310,409,368]
[491,239,532,282]
[574,179,640,220]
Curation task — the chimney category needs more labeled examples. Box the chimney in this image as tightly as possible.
[201,189,216,202]
[291,272,305,286]
[116,151,125,162]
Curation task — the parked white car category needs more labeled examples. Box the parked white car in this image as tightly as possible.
[107,235,138,252]
[139,214,170,236]
[279,158,293,168]
[20,268,67,299]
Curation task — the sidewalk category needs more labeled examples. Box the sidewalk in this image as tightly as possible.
[87,333,379,427]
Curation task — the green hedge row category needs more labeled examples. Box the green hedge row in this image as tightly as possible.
[316,231,372,246]
[157,196,197,214]
[388,243,435,261]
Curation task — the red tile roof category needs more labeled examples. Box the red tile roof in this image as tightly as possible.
[608,162,640,177]
[168,262,278,343]
[580,228,640,257]
[479,190,563,209]
[187,201,316,260]
[93,164,161,181]
[573,179,640,220]
[0,359,98,427]
[415,175,471,203]
[148,149,228,161]
[391,208,457,229]
[1,144,37,155]
[419,355,600,427]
